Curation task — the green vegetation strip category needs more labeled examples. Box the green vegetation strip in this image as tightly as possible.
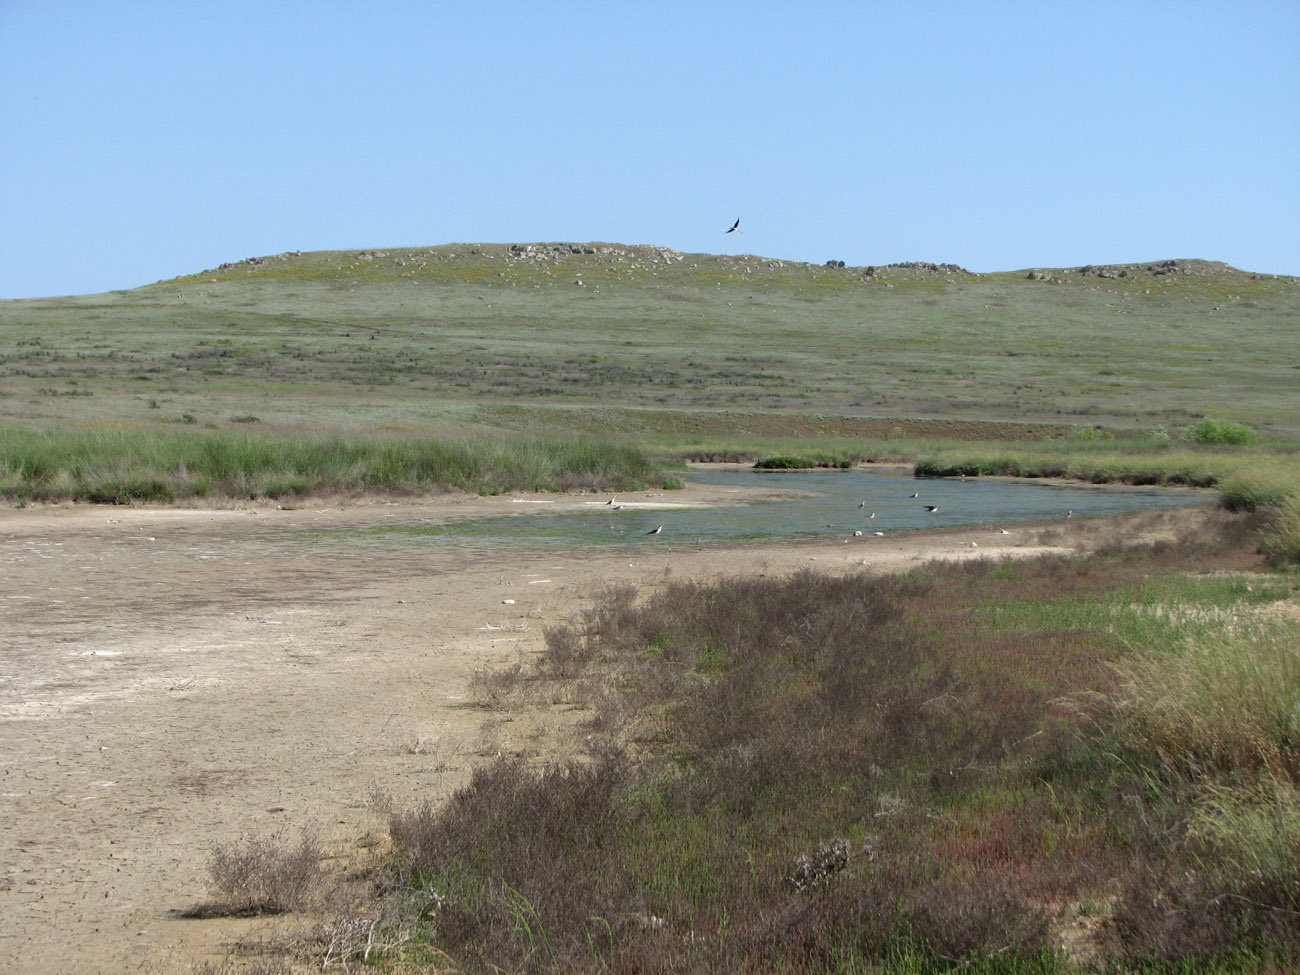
[0,426,663,502]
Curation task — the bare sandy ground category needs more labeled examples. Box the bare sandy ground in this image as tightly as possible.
[0,480,1201,973]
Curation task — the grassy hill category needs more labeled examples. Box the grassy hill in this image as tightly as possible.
[2,243,1297,441]
[2,243,1298,514]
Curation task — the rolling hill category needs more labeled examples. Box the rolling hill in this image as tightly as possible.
[1,244,1297,441]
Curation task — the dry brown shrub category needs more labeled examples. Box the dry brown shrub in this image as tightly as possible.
[202,829,323,916]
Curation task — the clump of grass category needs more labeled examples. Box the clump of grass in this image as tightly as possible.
[1109,773,1300,966]
[1191,779,1300,892]
[1102,612,1300,964]
[201,829,323,916]
[1112,623,1300,783]
[1259,494,1300,566]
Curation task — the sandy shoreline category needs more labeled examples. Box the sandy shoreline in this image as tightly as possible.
[0,483,1212,973]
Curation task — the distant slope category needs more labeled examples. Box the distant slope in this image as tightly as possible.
[2,243,1297,440]
[170,243,1284,295]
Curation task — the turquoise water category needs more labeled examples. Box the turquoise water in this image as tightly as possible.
[355,468,1209,549]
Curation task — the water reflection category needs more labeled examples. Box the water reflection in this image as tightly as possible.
[362,467,1208,549]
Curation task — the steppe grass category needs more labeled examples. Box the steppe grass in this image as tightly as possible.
[1259,494,1300,565]
[4,247,1298,438]
[1113,623,1300,783]
[0,426,663,502]
[1105,621,1300,962]
[370,510,1300,973]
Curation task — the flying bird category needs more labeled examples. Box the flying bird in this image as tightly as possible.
[725,218,740,234]
[646,525,663,535]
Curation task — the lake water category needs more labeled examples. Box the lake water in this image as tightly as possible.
[361,468,1209,549]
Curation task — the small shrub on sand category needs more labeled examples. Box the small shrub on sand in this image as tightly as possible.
[205,829,323,916]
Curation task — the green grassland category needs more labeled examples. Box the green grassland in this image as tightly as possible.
[3,244,1296,439]
[2,244,1298,530]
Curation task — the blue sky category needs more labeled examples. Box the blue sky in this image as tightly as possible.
[2,1,1297,299]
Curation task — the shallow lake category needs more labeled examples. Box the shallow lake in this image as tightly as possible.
[360,468,1210,549]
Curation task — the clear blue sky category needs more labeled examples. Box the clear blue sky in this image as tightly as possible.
[2,1,1297,299]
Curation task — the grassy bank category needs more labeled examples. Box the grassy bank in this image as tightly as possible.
[905,440,1300,562]
[337,510,1298,973]
[0,426,665,503]
[5,411,1286,506]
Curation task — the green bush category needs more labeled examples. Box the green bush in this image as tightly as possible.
[753,455,851,470]
[1184,418,1254,445]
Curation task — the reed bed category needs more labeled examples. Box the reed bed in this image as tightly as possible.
[0,426,662,502]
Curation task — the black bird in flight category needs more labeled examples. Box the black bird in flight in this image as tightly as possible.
[725,218,740,234]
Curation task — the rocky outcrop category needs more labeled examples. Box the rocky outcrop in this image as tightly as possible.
[886,261,973,274]
[1077,265,1127,279]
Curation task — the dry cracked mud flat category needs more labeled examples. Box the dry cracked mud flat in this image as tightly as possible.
[0,478,1191,973]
